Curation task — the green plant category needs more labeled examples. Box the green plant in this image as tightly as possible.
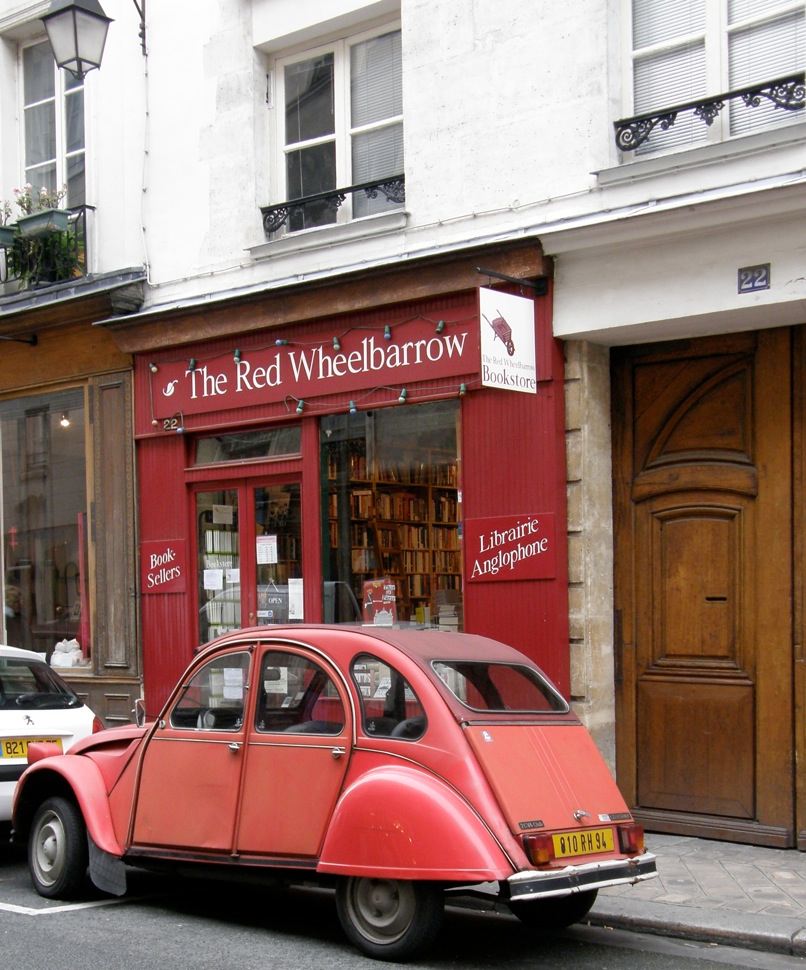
[6,227,80,287]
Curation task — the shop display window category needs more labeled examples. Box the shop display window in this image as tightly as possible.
[0,388,90,665]
[320,400,462,628]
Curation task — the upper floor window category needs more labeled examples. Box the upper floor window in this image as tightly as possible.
[22,41,85,206]
[627,0,805,154]
[276,26,403,232]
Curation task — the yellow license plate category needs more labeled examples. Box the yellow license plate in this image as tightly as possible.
[552,827,615,858]
[0,737,62,759]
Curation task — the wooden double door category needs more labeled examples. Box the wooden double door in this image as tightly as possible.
[613,328,806,847]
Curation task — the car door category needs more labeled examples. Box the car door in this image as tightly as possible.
[235,645,353,860]
[131,648,252,851]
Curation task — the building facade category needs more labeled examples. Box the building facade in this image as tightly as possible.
[0,0,804,845]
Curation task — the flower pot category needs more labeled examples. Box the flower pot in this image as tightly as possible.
[16,209,70,238]
[0,225,16,247]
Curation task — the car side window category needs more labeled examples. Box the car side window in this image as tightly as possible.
[170,652,250,731]
[256,650,345,735]
[352,654,427,740]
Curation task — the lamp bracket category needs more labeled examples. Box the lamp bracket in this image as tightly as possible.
[131,0,146,55]
[475,267,549,296]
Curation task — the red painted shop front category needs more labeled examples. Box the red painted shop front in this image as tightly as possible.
[133,286,568,711]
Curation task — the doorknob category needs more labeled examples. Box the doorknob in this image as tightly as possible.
[331,746,346,760]
[248,612,255,625]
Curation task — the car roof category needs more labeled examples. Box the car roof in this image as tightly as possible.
[0,643,48,663]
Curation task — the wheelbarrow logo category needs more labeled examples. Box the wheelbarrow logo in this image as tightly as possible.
[483,312,516,356]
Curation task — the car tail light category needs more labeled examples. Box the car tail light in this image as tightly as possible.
[617,822,645,855]
[92,716,104,734]
[523,833,555,866]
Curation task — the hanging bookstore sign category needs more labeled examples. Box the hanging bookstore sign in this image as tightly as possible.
[479,288,537,394]
[464,513,555,582]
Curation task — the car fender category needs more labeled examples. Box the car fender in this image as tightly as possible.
[317,764,513,881]
[13,755,124,858]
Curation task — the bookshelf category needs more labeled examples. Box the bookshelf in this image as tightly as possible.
[325,445,462,627]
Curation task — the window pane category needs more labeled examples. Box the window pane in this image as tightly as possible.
[352,123,404,216]
[321,400,462,627]
[352,654,426,739]
[285,53,334,145]
[170,652,249,730]
[256,651,344,734]
[65,89,84,154]
[197,490,240,644]
[0,389,89,663]
[432,661,569,714]
[729,12,805,135]
[633,0,705,49]
[23,43,55,104]
[66,153,86,207]
[286,142,337,230]
[634,42,707,152]
[351,30,402,128]
[195,427,301,464]
[24,163,57,196]
[729,0,791,24]
[24,102,56,168]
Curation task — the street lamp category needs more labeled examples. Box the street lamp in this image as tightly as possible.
[41,0,113,80]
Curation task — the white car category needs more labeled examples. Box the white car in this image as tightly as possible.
[0,644,101,825]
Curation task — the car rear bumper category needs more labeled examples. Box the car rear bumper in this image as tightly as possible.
[504,851,657,901]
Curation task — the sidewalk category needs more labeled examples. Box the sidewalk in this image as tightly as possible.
[590,833,806,958]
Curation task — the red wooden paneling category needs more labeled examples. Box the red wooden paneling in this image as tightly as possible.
[461,329,569,694]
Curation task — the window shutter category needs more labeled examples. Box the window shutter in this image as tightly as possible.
[633,0,705,49]
[728,11,805,135]
[350,31,402,129]
[634,42,708,152]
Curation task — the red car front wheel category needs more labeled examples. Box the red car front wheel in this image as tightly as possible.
[28,796,88,899]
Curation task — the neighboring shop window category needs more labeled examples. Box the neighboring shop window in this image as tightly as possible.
[321,400,462,629]
[0,388,90,666]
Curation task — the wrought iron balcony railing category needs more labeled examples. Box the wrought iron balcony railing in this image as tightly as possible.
[261,175,405,238]
[614,72,805,152]
[0,204,92,291]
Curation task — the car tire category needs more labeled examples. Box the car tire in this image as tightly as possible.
[336,877,444,960]
[28,796,88,899]
[508,888,598,929]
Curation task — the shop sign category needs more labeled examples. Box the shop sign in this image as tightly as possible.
[148,315,476,420]
[479,288,537,394]
[464,513,555,582]
[141,539,187,594]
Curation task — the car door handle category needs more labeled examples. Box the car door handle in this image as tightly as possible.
[331,746,346,760]
[228,742,241,752]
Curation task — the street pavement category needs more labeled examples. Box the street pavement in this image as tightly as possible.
[589,833,806,959]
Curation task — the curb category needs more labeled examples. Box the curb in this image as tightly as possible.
[589,897,806,958]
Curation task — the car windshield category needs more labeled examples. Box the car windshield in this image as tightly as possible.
[432,660,569,714]
[0,656,81,711]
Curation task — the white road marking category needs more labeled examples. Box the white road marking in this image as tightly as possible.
[0,897,132,916]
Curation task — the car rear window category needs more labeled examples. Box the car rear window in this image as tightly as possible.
[0,657,81,711]
[432,661,569,714]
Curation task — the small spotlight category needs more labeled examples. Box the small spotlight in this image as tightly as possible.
[188,358,197,372]
[234,348,242,363]
[349,400,357,415]
[436,320,445,333]
[275,338,288,347]
[59,413,71,428]
[296,399,305,414]
[459,383,467,396]
[383,325,392,341]
[333,336,341,351]
[148,362,159,373]
[398,388,408,403]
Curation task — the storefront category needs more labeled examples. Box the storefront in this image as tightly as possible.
[118,247,569,710]
[0,277,143,724]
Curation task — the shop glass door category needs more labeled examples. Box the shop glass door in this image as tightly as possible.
[196,482,302,645]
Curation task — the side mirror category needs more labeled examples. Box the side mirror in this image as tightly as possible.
[133,697,147,727]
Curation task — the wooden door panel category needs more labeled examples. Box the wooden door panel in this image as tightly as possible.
[613,329,793,846]
[637,680,754,817]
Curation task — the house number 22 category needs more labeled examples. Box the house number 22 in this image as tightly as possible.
[737,264,770,294]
